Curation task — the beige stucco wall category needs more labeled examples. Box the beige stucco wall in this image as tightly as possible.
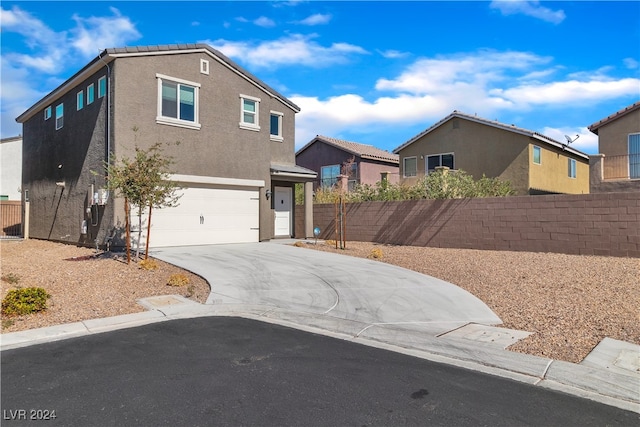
[110,52,298,240]
[596,108,640,157]
[398,118,530,194]
[528,144,589,194]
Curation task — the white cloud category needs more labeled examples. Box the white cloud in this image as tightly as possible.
[253,16,276,28]
[541,127,599,154]
[205,34,368,69]
[71,7,141,56]
[290,49,636,150]
[623,57,639,69]
[295,13,332,26]
[490,0,566,24]
[378,49,410,59]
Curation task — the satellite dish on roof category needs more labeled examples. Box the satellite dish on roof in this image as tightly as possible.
[562,134,580,150]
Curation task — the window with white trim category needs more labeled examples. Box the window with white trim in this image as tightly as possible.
[156,74,201,129]
[533,145,541,164]
[44,106,52,120]
[55,103,64,130]
[98,76,106,98]
[568,158,577,178]
[270,111,283,141]
[403,156,417,177]
[427,153,454,173]
[239,94,260,131]
[77,90,84,111]
[87,84,95,104]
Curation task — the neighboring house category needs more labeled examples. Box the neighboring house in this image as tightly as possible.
[296,135,399,190]
[16,44,316,249]
[0,135,22,200]
[393,111,590,195]
[588,101,640,193]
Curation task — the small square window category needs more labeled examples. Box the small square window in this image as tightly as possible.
[44,106,52,120]
[77,90,84,111]
[270,111,283,141]
[87,84,95,104]
[156,73,201,129]
[568,158,577,178]
[533,145,541,164]
[98,76,106,98]
[403,157,417,177]
[200,59,209,75]
[55,103,64,130]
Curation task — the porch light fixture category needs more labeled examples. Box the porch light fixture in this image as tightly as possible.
[265,189,272,200]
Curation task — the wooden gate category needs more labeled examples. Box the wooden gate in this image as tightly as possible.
[0,201,22,237]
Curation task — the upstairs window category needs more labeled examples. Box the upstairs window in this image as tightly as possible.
[77,90,84,110]
[321,164,340,188]
[427,153,454,173]
[87,84,95,104]
[44,106,52,120]
[533,145,541,164]
[98,76,106,98]
[403,157,417,177]
[239,95,260,131]
[55,103,64,130]
[156,74,200,129]
[568,158,577,178]
[270,111,283,141]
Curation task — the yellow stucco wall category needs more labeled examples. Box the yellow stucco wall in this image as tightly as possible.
[528,144,589,194]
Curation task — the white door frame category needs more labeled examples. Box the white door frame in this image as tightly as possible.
[274,186,292,237]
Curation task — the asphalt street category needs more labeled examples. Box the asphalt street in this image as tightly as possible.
[2,317,636,427]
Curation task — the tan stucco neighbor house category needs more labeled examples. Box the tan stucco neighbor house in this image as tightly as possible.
[588,101,640,193]
[16,44,316,249]
[393,111,590,195]
[296,135,399,190]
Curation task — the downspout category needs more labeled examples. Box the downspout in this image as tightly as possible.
[97,51,111,248]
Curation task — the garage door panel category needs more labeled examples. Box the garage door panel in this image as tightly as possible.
[139,185,259,248]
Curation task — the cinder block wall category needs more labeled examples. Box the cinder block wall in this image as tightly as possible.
[297,192,640,257]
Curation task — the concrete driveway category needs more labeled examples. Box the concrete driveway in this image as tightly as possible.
[151,241,502,337]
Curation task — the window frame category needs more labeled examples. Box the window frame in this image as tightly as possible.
[629,133,640,179]
[239,94,261,131]
[200,59,210,75]
[98,76,106,98]
[426,152,455,173]
[77,90,84,111]
[320,164,341,188]
[403,156,417,178]
[568,158,577,179]
[44,106,52,121]
[87,83,95,105]
[155,73,201,130]
[533,145,541,165]
[269,110,284,142]
[55,103,64,130]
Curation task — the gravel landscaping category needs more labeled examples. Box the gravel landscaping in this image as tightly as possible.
[1,238,638,364]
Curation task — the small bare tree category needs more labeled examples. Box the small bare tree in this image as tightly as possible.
[105,132,181,262]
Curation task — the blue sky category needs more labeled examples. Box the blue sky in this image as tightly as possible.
[1,1,639,154]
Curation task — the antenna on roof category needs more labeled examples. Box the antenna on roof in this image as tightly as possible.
[563,134,579,150]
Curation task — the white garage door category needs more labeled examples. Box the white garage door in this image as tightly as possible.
[140,185,259,248]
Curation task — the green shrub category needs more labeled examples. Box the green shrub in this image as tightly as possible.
[1,287,51,316]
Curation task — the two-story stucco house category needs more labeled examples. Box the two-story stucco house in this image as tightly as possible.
[296,135,399,191]
[16,44,316,249]
[588,101,640,193]
[393,111,590,195]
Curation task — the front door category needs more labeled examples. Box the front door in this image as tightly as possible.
[274,186,292,237]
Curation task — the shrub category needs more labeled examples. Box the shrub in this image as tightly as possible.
[293,241,305,247]
[167,273,189,287]
[1,287,51,316]
[1,273,20,285]
[325,239,336,246]
[139,258,158,271]
[369,248,383,259]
